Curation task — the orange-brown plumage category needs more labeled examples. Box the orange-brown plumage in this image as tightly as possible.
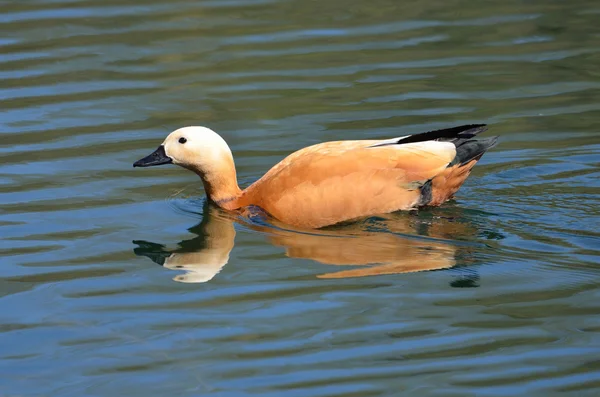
[235,142,455,228]
[134,124,497,228]
[429,159,479,206]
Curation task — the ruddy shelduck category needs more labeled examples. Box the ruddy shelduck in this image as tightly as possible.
[134,124,497,228]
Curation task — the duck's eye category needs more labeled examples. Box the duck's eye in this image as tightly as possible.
[178,137,187,144]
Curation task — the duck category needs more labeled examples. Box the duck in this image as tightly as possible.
[133,124,497,228]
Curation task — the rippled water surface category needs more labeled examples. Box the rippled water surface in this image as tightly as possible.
[2,0,600,395]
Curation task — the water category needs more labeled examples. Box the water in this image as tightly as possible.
[1,0,600,395]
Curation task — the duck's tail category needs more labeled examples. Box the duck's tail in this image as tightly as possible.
[419,128,498,206]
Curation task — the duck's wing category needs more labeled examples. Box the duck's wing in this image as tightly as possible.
[242,125,497,228]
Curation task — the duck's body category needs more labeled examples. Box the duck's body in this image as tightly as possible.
[134,124,497,228]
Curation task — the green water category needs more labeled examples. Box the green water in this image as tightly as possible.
[1,0,600,395]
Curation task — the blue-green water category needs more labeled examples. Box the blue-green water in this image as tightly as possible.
[1,0,600,395]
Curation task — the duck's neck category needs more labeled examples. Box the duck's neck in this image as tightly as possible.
[194,157,243,209]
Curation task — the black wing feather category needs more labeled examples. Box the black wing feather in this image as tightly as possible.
[396,124,488,145]
[375,124,498,166]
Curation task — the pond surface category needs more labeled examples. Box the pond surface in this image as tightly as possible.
[1,0,600,395]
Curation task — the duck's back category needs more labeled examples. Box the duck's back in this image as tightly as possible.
[239,125,497,228]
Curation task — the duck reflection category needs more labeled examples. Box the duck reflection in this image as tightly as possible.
[134,200,480,283]
[133,204,236,283]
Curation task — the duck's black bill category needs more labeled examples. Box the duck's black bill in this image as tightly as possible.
[133,145,172,167]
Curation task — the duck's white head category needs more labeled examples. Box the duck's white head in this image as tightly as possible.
[134,126,232,171]
[134,126,241,203]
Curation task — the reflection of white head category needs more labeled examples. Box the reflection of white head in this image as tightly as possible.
[163,251,231,283]
[161,206,237,283]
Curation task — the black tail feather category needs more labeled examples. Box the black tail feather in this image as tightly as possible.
[451,136,499,166]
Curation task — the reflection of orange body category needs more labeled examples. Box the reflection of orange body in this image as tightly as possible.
[265,212,476,278]
[270,231,457,279]
[134,204,478,283]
